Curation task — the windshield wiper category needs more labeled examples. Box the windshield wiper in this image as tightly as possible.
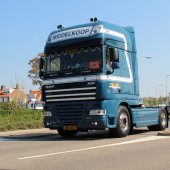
[74,67,91,72]
[47,67,98,76]
[46,70,65,76]
[60,68,75,73]
[59,67,91,74]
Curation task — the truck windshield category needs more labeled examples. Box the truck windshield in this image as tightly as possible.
[44,46,102,76]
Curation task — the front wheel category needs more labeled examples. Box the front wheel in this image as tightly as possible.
[57,129,77,138]
[109,106,131,138]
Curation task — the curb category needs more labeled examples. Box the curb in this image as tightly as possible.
[3,133,56,140]
[0,128,57,138]
[157,130,170,136]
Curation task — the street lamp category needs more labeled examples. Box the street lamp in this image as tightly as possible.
[138,56,152,59]
[166,75,170,105]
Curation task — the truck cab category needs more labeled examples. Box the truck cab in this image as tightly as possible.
[39,19,169,138]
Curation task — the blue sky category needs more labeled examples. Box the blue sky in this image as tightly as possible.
[0,0,170,97]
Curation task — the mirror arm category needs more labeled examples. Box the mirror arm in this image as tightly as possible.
[39,57,44,70]
[39,70,44,79]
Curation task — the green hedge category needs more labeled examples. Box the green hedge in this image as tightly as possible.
[0,102,44,131]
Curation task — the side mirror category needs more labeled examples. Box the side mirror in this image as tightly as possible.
[112,62,120,69]
[109,47,119,62]
[106,62,120,75]
[39,57,44,79]
[39,57,44,70]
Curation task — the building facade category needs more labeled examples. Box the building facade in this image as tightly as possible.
[0,84,27,104]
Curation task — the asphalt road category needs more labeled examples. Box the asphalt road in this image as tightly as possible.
[0,127,170,170]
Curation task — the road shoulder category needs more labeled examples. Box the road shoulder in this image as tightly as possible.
[0,128,57,138]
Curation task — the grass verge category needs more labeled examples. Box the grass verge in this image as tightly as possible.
[0,110,44,131]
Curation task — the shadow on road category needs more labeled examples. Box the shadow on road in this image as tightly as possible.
[0,128,155,142]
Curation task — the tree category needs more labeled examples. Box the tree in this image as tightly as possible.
[28,53,43,86]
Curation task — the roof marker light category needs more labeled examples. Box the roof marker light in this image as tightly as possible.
[94,17,98,22]
[90,17,98,22]
[57,25,64,29]
[90,18,94,22]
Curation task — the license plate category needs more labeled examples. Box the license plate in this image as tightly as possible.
[64,125,77,131]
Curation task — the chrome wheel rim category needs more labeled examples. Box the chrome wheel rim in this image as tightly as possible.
[119,112,129,131]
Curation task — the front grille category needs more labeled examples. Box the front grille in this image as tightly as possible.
[54,102,85,124]
[43,81,96,102]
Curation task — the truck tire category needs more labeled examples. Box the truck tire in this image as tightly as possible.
[109,106,131,138]
[57,129,77,138]
[148,108,167,131]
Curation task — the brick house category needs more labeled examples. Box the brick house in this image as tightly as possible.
[0,84,27,104]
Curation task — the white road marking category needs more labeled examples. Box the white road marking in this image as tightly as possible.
[18,135,170,160]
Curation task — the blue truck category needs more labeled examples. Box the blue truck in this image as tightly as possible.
[39,18,169,138]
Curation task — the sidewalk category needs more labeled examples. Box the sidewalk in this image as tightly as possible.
[0,128,57,138]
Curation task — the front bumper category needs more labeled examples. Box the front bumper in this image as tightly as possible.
[43,100,118,130]
[44,115,107,130]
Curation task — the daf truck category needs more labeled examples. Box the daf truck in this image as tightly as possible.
[39,18,169,138]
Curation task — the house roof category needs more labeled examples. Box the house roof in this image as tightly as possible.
[29,90,41,100]
[0,94,11,97]
[29,90,40,95]
[36,92,41,100]
[0,86,25,98]
[0,90,3,95]
[0,84,27,101]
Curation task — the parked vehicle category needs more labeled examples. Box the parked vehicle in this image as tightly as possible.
[39,18,170,138]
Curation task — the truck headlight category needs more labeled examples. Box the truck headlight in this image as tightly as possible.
[90,25,104,35]
[44,111,52,117]
[89,109,106,116]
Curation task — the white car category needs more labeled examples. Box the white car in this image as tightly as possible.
[34,102,44,110]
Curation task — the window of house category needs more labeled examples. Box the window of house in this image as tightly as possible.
[4,97,8,102]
